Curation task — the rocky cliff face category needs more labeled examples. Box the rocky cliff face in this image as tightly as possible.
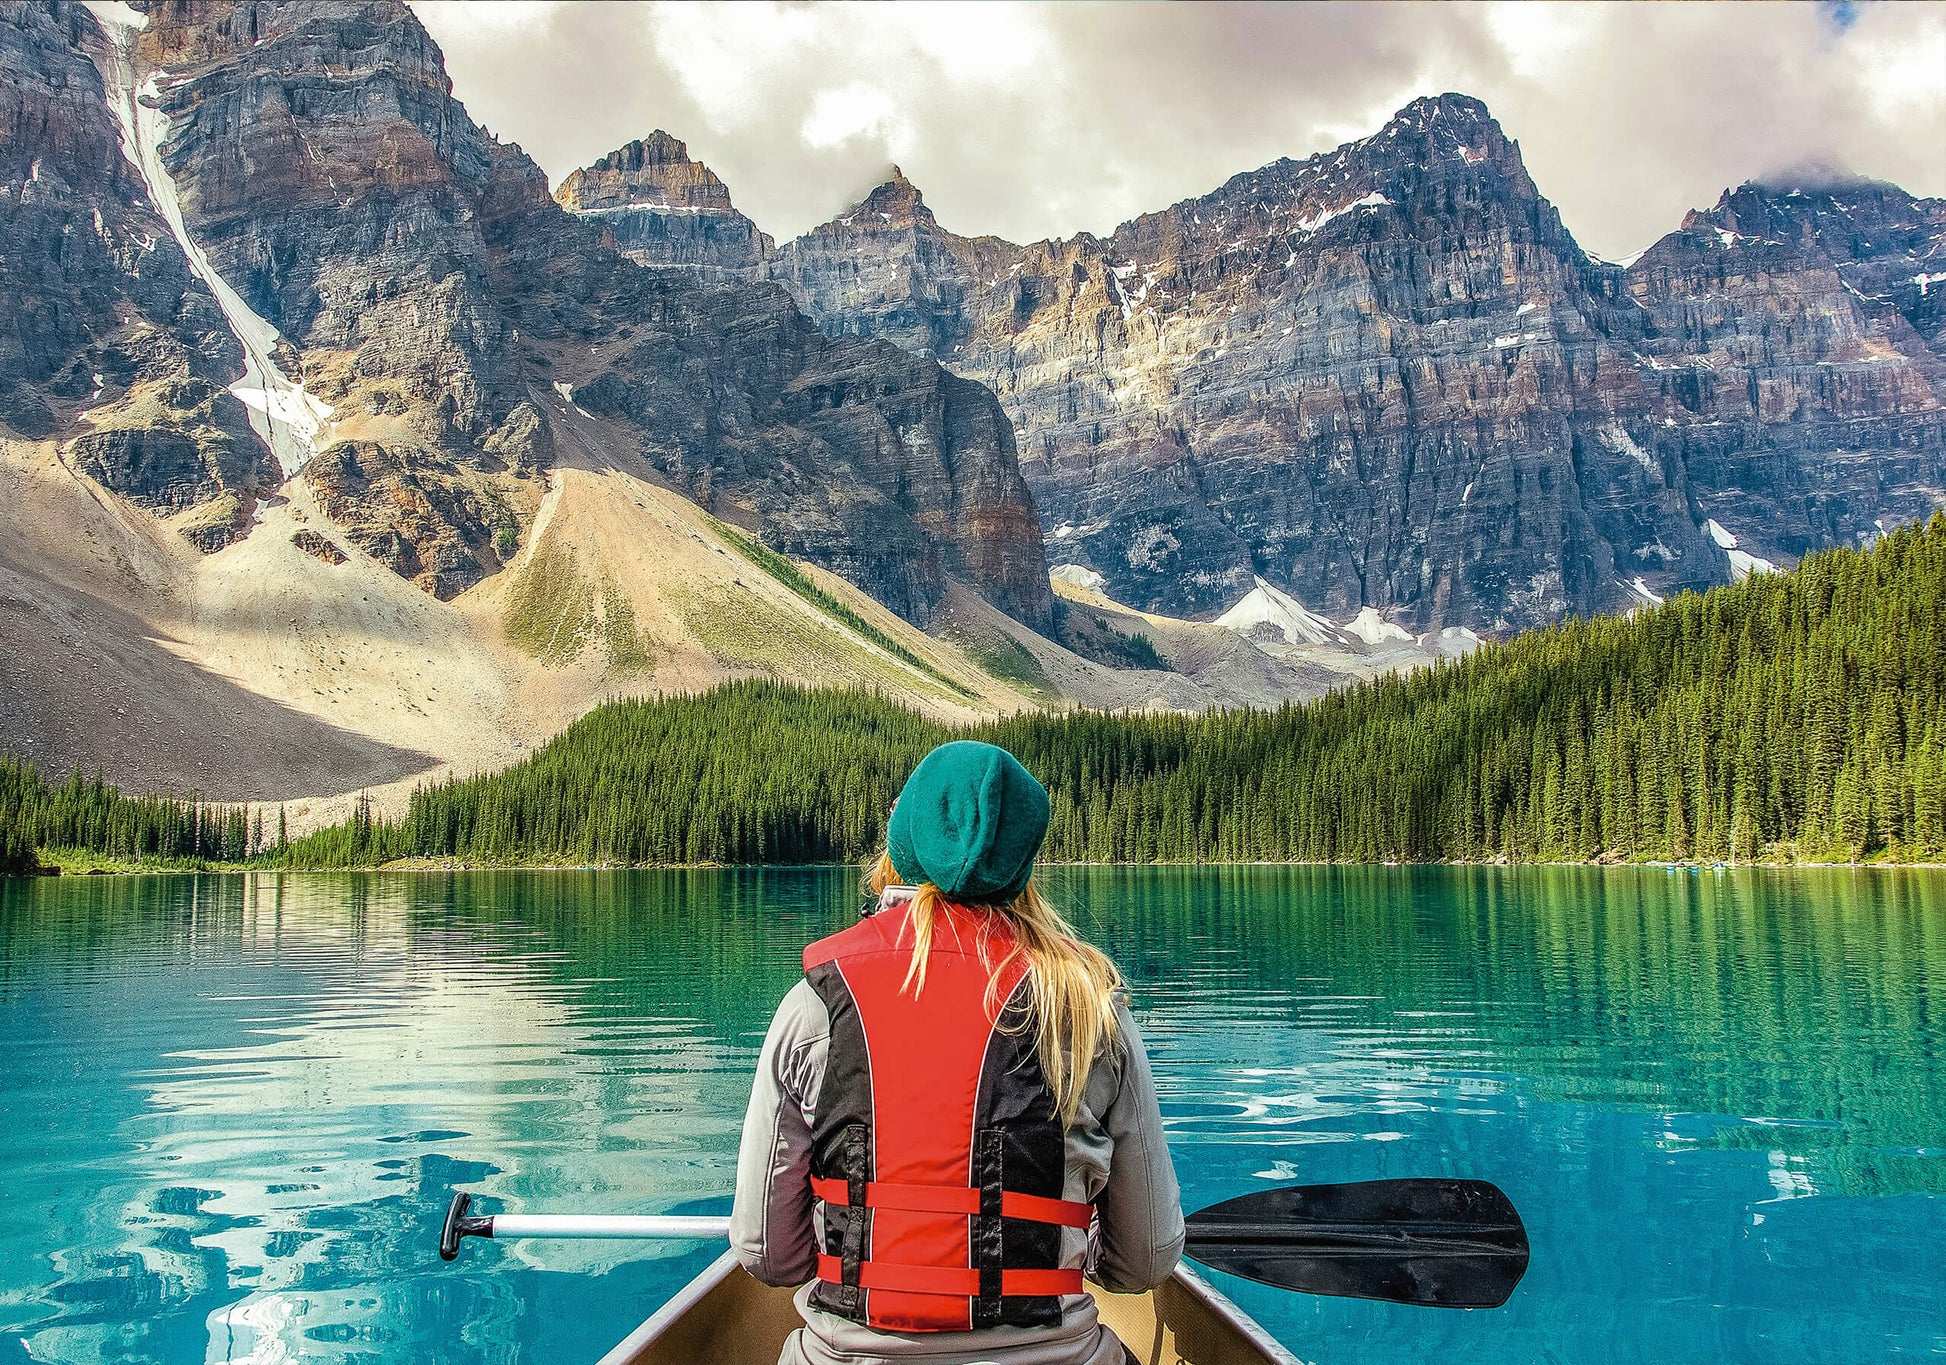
[768,169,1020,358]
[3,0,1050,625]
[1623,178,1946,566]
[109,0,538,594]
[765,95,1946,632]
[553,131,773,285]
[0,0,266,546]
[493,161,1053,626]
[1676,178,1946,354]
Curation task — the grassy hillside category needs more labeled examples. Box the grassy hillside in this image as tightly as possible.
[7,516,1943,870]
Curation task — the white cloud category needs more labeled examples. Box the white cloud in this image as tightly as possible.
[644,2,828,131]
[802,86,904,152]
[1484,2,1595,80]
[1843,3,1946,123]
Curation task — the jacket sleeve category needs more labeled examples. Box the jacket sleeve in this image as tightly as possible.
[729,978,829,1287]
[1090,1000,1186,1292]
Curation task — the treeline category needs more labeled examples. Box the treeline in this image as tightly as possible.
[6,516,1944,871]
[275,515,1946,868]
[0,761,269,867]
[0,819,41,876]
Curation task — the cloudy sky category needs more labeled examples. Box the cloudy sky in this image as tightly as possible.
[411,0,1944,263]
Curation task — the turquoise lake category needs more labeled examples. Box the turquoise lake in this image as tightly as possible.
[1,867,1942,1363]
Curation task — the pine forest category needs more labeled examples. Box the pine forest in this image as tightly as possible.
[4,515,1943,872]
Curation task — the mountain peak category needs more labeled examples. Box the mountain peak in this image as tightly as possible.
[840,169,936,230]
[594,130,694,173]
[1386,92,1499,135]
[1356,92,1523,186]
[1674,171,1936,268]
[554,131,738,215]
[1742,163,1890,199]
[552,130,772,279]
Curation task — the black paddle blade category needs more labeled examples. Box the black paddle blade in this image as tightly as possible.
[1183,1177,1530,1309]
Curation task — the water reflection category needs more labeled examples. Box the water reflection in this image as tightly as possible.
[1,871,832,1363]
[1046,866,1946,1189]
[1,866,1941,1363]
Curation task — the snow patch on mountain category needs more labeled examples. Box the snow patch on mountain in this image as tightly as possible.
[1419,626,1483,658]
[1703,519,1778,580]
[575,201,713,217]
[1292,192,1390,236]
[1214,577,1349,647]
[1598,421,1658,474]
[1215,581,1454,657]
[83,0,146,29]
[1345,606,1412,645]
[1623,576,1666,606]
[1727,549,1778,581]
[1049,563,1107,593]
[92,11,332,479]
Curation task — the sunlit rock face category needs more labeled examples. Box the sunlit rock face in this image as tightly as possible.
[133,0,514,440]
[764,94,1946,633]
[8,1,1051,626]
[0,0,267,546]
[554,131,774,286]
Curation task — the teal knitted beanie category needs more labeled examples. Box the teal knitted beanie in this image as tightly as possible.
[886,741,1050,905]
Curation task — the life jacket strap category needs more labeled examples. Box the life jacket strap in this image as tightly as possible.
[817,1254,1085,1299]
[811,1176,1093,1229]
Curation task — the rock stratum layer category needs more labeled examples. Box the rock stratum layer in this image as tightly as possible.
[3,0,1051,626]
[674,94,1944,631]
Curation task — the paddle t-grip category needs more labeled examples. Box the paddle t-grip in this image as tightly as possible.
[439,1191,496,1260]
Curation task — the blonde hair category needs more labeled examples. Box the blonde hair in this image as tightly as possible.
[868,852,1123,1125]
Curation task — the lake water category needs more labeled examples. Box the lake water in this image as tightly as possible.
[1,867,1941,1364]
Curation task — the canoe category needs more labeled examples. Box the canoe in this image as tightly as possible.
[597,1250,1303,1365]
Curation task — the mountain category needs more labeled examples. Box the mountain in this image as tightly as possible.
[7,0,1320,811]
[768,167,1024,358]
[7,0,1052,629]
[7,3,1417,815]
[9,9,1937,812]
[553,130,774,284]
[36,513,1921,871]
[613,94,1945,633]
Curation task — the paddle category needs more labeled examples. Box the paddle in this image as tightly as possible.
[1183,1178,1528,1309]
[439,1176,1528,1310]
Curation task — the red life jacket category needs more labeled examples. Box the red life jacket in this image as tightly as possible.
[802,894,1093,1333]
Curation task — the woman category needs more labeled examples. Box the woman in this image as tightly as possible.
[731,740,1184,1365]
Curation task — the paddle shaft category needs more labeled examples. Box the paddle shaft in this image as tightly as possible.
[438,1177,1530,1308]
[492,1214,731,1240]
[438,1193,732,1258]
[475,1216,1511,1254]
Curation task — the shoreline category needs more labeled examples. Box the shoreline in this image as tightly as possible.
[15,854,1946,878]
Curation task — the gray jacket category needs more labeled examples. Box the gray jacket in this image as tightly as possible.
[731,973,1184,1365]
